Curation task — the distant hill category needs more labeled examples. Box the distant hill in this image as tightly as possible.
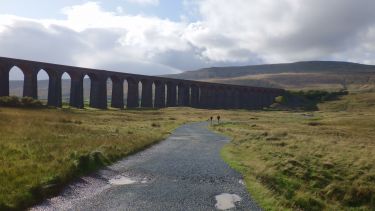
[166,61,375,92]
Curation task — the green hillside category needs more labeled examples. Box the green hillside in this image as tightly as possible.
[167,61,375,91]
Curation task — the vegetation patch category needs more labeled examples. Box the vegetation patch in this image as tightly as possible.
[0,107,211,210]
[271,90,348,111]
[0,96,43,108]
[214,91,375,210]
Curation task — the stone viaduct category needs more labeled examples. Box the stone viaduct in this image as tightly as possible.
[0,57,285,109]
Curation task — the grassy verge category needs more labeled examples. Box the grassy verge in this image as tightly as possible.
[2,91,374,210]
[0,107,211,210]
[213,92,375,210]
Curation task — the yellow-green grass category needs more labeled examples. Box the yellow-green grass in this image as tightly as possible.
[213,92,375,210]
[2,91,375,211]
[0,107,211,210]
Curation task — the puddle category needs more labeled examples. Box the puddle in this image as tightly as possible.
[108,176,137,185]
[215,193,242,210]
[141,178,148,184]
[239,180,245,185]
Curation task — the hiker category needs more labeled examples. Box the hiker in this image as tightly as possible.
[217,115,221,124]
[210,116,213,125]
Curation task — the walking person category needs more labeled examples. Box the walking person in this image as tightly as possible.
[217,115,221,124]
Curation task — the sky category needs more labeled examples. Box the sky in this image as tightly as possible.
[1,0,375,79]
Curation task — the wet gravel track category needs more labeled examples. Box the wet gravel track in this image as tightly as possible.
[32,122,261,211]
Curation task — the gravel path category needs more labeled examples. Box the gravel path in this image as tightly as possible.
[32,122,261,211]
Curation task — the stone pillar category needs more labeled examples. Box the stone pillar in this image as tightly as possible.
[22,65,38,99]
[141,79,153,108]
[46,70,62,107]
[256,90,265,109]
[255,90,264,109]
[0,63,10,96]
[154,81,166,108]
[198,85,207,108]
[206,86,216,109]
[89,76,107,109]
[178,83,189,106]
[70,73,84,108]
[249,90,259,109]
[111,77,124,109]
[166,82,177,107]
[214,87,224,109]
[233,89,240,109]
[127,77,139,108]
[241,89,252,109]
[223,88,233,109]
[237,89,245,109]
[190,85,200,108]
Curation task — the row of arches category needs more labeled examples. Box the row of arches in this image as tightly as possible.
[0,57,285,110]
[5,66,202,109]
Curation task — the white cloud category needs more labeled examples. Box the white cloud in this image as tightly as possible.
[126,0,159,6]
[187,0,375,64]
[0,2,187,77]
[1,0,375,81]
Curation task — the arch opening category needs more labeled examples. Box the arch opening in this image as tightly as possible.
[107,78,113,107]
[37,69,49,104]
[124,79,128,108]
[152,82,156,108]
[83,74,91,107]
[61,72,71,106]
[176,84,179,106]
[138,81,142,107]
[9,66,24,97]
[164,83,168,107]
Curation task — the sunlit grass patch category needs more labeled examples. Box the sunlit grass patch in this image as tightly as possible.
[214,92,375,210]
[0,107,211,210]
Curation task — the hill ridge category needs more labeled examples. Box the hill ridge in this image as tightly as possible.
[166,61,375,91]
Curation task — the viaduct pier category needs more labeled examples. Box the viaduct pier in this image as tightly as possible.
[0,57,285,109]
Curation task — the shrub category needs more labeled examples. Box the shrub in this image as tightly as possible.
[275,96,286,104]
[294,195,325,211]
[0,96,21,107]
[270,90,349,111]
[0,96,44,108]
[21,97,43,108]
[151,122,161,127]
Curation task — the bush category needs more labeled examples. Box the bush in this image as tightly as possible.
[270,90,349,111]
[21,97,43,108]
[151,122,161,127]
[0,96,44,108]
[0,96,21,107]
[274,96,286,104]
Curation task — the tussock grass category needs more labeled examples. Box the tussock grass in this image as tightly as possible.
[0,107,209,210]
[1,92,375,210]
[213,92,375,210]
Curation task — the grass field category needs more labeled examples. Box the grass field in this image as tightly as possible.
[0,107,211,210]
[1,91,375,210]
[213,92,375,210]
